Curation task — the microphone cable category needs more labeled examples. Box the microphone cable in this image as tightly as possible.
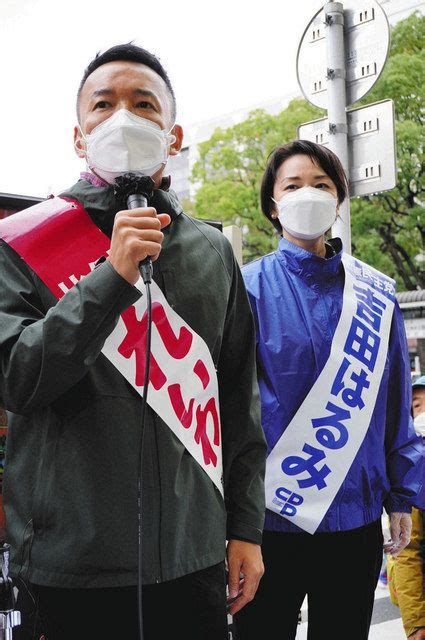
[127,192,152,640]
[137,249,152,640]
[114,174,156,640]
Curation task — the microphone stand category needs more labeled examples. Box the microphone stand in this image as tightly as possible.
[114,173,156,640]
[0,544,20,640]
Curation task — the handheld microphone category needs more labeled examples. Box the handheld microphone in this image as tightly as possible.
[114,173,156,284]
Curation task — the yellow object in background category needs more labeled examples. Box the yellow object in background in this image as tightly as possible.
[387,508,425,638]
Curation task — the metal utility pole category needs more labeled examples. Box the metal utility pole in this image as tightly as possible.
[296,0,395,255]
[324,2,351,251]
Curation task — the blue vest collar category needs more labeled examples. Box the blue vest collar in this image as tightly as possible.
[276,236,343,281]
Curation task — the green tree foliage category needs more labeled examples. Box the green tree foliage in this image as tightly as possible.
[191,101,323,262]
[350,12,424,289]
[190,13,424,289]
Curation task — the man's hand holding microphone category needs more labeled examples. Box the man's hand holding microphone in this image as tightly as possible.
[108,206,171,285]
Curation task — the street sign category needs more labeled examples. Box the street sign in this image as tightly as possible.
[296,1,395,251]
[297,0,390,109]
[298,99,397,197]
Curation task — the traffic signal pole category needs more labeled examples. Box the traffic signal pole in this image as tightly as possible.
[325,2,352,254]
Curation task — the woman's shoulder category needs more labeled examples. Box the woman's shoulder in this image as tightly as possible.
[242,251,278,281]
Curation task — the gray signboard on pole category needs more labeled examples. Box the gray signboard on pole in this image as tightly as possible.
[297,0,390,109]
[298,99,397,197]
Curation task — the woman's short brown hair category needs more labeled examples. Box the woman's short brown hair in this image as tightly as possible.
[260,140,349,233]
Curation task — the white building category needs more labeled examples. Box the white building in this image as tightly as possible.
[380,0,425,23]
[167,92,300,201]
[167,0,425,201]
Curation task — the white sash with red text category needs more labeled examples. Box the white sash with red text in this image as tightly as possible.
[0,197,223,494]
[102,278,223,493]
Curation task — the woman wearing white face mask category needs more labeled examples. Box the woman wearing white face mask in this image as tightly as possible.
[234,140,424,640]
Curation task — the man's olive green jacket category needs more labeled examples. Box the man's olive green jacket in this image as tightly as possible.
[0,180,266,588]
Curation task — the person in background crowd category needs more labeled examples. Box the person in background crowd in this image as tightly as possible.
[388,375,425,639]
[0,43,266,640]
[233,140,424,640]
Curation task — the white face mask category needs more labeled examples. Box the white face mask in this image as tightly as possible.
[79,109,176,184]
[413,412,425,438]
[273,186,338,240]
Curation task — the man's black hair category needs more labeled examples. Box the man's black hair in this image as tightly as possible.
[76,43,176,121]
[260,139,349,233]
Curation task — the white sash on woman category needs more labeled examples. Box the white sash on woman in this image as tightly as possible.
[265,254,396,533]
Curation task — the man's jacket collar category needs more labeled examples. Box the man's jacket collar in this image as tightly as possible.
[60,176,182,238]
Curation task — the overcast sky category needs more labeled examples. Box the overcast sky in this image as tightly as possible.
[0,0,328,198]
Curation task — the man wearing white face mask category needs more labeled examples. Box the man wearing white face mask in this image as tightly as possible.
[0,44,267,640]
[80,108,177,185]
[234,140,424,640]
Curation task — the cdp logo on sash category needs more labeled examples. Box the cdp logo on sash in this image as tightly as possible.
[272,487,304,517]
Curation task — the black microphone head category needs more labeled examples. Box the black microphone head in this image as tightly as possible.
[113,173,156,206]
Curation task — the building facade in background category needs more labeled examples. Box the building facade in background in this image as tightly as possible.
[398,290,425,376]
[166,93,299,202]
